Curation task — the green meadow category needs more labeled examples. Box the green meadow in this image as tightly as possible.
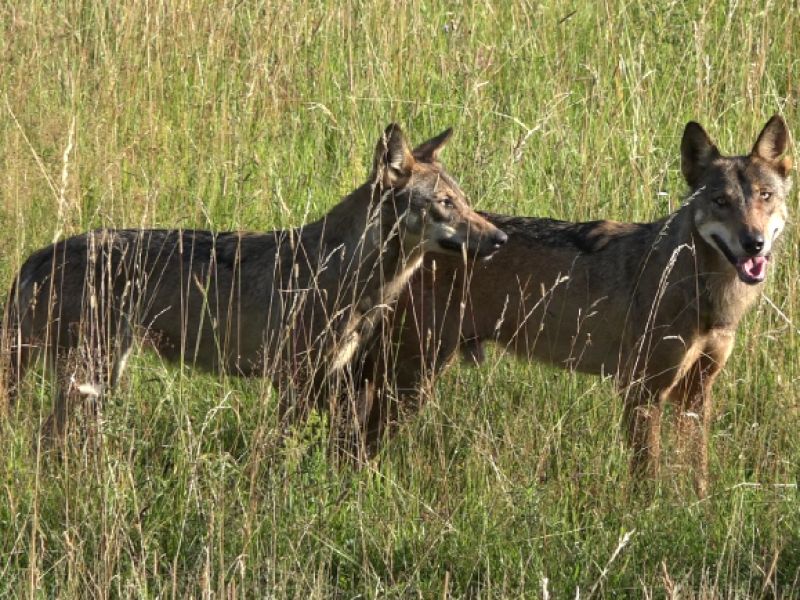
[1,1,799,596]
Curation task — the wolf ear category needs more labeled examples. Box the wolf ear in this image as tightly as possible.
[681,121,720,187]
[412,127,453,163]
[372,123,415,187]
[752,115,792,175]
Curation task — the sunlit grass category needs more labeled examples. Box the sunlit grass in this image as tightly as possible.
[0,0,798,596]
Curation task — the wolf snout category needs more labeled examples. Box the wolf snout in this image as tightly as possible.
[475,228,507,259]
[739,230,765,256]
[491,229,508,250]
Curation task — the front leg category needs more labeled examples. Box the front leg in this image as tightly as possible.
[622,386,665,483]
[670,357,726,498]
[359,279,463,456]
[670,332,734,497]
[618,332,695,488]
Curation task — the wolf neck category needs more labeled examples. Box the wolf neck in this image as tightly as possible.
[327,182,423,307]
[323,182,424,370]
[657,199,762,329]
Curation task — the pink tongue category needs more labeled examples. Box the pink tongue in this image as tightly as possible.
[738,256,767,280]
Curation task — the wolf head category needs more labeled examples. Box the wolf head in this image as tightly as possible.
[371,124,507,259]
[682,115,792,285]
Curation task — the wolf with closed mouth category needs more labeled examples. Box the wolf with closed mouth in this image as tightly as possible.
[3,124,508,440]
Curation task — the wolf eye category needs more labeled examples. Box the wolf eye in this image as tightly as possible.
[439,197,455,209]
[713,196,728,207]
[759,190,772,201]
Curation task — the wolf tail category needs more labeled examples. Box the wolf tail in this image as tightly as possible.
[1,275,20,405]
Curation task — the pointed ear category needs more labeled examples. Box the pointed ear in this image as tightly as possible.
[412,127,453,163]
[372,123,414,187]
[752,115,791,172]
[681,121,720,187]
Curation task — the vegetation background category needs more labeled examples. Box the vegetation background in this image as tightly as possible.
[1,0,798,596]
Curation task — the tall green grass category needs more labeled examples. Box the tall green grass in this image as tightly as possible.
[1,0,798,596]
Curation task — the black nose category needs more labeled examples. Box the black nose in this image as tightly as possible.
[492,230,508,248]
[740,231,765,255]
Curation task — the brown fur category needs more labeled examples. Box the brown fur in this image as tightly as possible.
[2,124,507,440]
[354,116,792,495]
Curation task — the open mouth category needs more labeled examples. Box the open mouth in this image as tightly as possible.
[710,234,770,285]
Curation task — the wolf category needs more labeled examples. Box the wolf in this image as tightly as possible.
[354,116,791,495]
[3,124,508,439]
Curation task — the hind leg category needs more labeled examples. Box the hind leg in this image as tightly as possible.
[76,324,134,398]
[39,348,72,444]
[42,326,134,443]
[41,356,109,444]
[4,338,35,409]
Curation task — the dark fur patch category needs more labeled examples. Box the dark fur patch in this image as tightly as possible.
[480,212,662,254]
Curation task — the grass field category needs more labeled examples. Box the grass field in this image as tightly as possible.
[1,1,799,596]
